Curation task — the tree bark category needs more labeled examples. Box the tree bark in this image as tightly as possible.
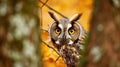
[86,0,120,67]
[0,0,41,67]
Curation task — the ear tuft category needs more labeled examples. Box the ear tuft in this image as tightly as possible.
[70,14,82,22]
[48,11,59,22]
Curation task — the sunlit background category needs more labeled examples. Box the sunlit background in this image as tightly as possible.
[1,0,120,67]
[40,0,94,67]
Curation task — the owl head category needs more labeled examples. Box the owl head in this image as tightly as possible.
[48,12,85,46]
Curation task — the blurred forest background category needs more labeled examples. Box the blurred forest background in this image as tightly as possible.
[0,0,120,67]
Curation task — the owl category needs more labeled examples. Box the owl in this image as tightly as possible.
[48,12,86,67]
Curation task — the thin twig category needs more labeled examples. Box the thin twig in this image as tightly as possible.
[40,0,49,8]
[42,40,61,57]
[41,28,48,32]
[39,0,68,18]
[55,55,61,62]
[42,40,61,61]
[39,8,43,28]
[39,0,63,62]
[39,0,49,30]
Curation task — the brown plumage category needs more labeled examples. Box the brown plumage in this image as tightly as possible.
[49,12,86,67]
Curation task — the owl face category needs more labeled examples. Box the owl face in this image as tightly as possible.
[49,12,83,45]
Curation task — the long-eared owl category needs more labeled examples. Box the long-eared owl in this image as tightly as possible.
[48,12,86,67]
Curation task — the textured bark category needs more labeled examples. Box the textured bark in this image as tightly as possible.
[0,0,41,67]
[86,0,120,67]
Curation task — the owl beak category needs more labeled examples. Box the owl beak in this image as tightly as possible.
[55,34,67,45]
[63,35,66,40]
[60,35,67,44]
[55,36,73,45]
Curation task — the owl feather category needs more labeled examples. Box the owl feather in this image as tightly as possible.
[49,12,86,67]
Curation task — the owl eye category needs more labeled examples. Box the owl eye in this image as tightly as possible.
[69,29,75,35]
[55,28,61,34]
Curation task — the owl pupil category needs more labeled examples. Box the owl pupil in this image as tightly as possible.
[55,28,61,34]
[69,29,75,35]
[70,30,73,32]
[57,29,59,32]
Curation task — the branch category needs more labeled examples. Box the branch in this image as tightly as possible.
[55,55,61,62]
[41,28,48,32]
[39,0,49,8]
[41,40,61,57]
[39,0,68,18]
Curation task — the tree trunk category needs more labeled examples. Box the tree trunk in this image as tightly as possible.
[86,0,120,67]
[0,0,41,67]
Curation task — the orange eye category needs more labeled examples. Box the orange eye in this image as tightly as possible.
[55,28,61,34]
[69,29,75,35]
